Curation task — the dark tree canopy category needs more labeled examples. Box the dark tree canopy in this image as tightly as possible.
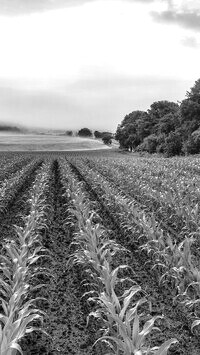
[94,130,102,138]
[94,130,113,140]
[164,132,182,157]
[186,79,200,102]
[114,78,200,156]
[78,128,92,137]
[183,130,200,155]
[115,111,149,151]
[148,101,179,121]
[65,130,73,136]
[138,134,158,154]
[155,112,180,135]
[102,134,112,145]
[180,79,200,136]
[0,125,21,132]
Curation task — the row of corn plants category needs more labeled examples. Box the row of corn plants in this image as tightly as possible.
[67,157,200,332]
[0,158,43,215]
[0,159,53,355]
[0,154,19,172]
[0,155,31,183]
[59,157,177,355]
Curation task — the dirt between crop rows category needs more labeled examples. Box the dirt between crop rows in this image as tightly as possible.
[1,154,200,354]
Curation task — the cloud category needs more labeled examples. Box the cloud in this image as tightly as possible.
[181,36,199,48]
[0,0,157,15]
[151,1,200,31]
[0,0,94,15]
[130,0,155,2]
[152,9,200,31]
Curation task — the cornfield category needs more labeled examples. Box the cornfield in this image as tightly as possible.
[0,151,200,354]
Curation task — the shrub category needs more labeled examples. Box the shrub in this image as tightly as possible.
[78,128,92,137]
[102,134,112,145]
[156,134,166,154]
[94,130,102,138]
[183,130,200,155]
[65,130,73,136]
[164,132,182,157]
[137,134,158,153]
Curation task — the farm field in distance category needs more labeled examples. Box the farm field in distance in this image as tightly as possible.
[0,133,110,151]
[1,150,200,355]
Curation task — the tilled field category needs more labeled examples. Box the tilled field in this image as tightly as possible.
[0,151,200,355]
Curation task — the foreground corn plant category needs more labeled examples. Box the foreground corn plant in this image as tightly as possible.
[59,159,177,355]
[0,236,45,355]
[0,161,52,354]
[88,256,177,355]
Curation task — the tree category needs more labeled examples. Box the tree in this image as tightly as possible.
[156,112,181,135]
[65,130,73,136]
[148,100,179,120]
[102,134,112,145]
[163,132,183,157]
[115,124,130,150]
[148,101,180,134]
[183,129,200,155]
[102,131,113,138]
[94,130,102,138]
[115,101,181,155]
[0,125,21,132]
[155,134,166,154]
[78,128,92,137]
[115,111,149,151]
[180,79,200,136]
[186,78,200,102]
[137,134,158,154]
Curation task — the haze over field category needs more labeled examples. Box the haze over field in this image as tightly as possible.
[0,0,200,131]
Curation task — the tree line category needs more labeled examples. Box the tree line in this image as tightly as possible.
[115,79,200,156]
[75,128,113,145]
[0,125,21,132]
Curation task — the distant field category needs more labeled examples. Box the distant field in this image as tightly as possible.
[0,133,111,151]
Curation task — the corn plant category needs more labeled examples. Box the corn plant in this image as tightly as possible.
[89,261,177,355]
[0,238,46,355]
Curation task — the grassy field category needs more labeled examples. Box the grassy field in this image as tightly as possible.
[0,133,112,151]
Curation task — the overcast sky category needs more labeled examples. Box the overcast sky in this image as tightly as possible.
[0,0,200,131]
